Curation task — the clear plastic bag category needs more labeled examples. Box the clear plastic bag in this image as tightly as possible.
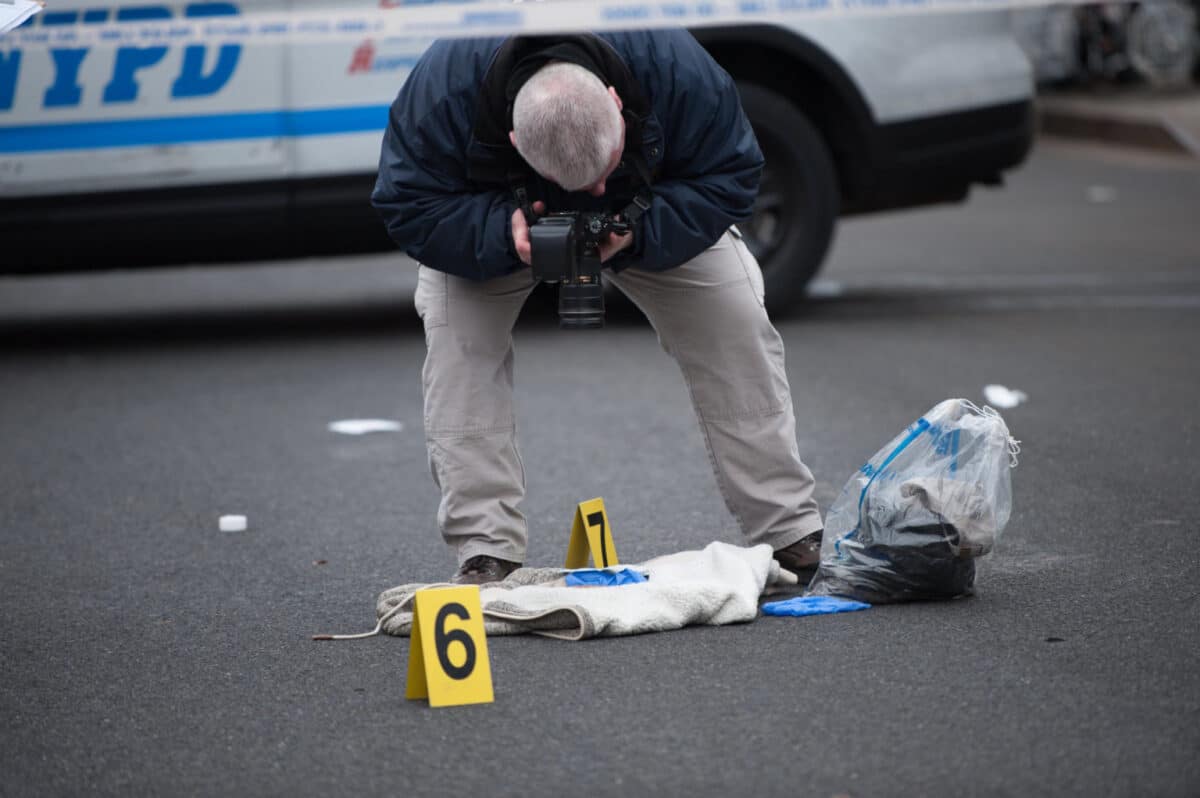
[806,399,1020,604]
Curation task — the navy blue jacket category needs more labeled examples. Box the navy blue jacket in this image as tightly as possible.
[371,30,764,281]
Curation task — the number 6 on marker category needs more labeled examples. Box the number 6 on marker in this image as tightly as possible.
[406,586,494,707]
[434,603,477,680]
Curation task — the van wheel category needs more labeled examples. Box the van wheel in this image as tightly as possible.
[736,82,840,315]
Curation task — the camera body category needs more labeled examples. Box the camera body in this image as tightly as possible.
[529,211,631,329]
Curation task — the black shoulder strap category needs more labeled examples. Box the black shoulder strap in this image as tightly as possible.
[619,129,655,225]
[509,172,536,225]
[621,189,654,227]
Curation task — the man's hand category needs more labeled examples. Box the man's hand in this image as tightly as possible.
[511,201,546,266]
[599,228,634,263]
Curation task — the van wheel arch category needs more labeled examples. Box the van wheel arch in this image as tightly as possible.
[694,25,879,205]
[734,81,840,314]
[696,29,879,312]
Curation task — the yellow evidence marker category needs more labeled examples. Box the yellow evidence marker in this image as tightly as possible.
[405,585,494,708]
[564,497,619,569]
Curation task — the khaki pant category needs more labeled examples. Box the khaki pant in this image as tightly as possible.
[414,229,823,566]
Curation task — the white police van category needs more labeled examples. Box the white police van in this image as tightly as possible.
[0,2,1035,311]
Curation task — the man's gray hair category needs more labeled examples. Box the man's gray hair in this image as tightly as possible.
[511,62,623,192]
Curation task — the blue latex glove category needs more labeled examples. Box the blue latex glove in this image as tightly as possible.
[761,596,871,617]
[564,567,648,587]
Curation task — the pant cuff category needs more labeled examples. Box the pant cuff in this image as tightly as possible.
[456,542,525,567]
[763,517,826,552]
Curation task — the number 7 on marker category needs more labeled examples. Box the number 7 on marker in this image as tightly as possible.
[586,511,611,567]
[565,497,619,569]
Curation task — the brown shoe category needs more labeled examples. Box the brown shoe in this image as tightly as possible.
[773,530,824,574]
[451,555,522,585]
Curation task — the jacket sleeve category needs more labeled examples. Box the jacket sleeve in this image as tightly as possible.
[371,70,521,281]
[629,38,764,271]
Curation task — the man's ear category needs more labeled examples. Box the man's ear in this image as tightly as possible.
[608,86,623,112]
[509,131,518,149]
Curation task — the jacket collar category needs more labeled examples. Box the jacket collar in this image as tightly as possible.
[467,34,657,186]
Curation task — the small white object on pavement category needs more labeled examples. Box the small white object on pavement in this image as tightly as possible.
[806,279,845,299]
[1,1,43,35]
[983,384,1028,409]
[1086,185,1118,204]
[219,515,248,533]
[328,419,403,436]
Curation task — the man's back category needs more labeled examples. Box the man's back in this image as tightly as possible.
[372,29,764,280]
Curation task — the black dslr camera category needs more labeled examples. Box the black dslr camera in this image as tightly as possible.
[529,211,630,329]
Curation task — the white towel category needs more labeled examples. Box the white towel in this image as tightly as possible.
[375,542,792,641]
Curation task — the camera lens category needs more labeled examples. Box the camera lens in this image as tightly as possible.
[558,279,605,329]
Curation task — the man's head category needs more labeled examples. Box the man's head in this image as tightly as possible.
[509,62,625,197]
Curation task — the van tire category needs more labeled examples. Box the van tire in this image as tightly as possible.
[736,82,840,314]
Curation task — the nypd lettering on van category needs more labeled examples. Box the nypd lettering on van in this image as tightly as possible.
[0,3,431,197]
[1,3,243,113]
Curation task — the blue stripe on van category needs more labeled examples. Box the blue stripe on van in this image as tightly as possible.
[0,104,391,153]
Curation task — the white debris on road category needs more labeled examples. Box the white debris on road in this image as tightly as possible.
[806,280,845,298]
[219,515,248,533]
[327,419,404,435]
[1087,185,1118,204]
[984,384,1029,409]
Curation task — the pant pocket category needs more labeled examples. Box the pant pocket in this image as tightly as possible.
[414,266,448,329]
[729,231,766,308]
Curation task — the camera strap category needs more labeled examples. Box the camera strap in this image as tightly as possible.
[508,176,651,228]
[620,191,653,228]
[618,147,655,228]
[509,173,537,225]
[508,144,654,227]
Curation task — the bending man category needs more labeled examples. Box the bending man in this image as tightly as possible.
[372,30,824,584]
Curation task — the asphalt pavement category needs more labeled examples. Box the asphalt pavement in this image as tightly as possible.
[2,139,1198,797]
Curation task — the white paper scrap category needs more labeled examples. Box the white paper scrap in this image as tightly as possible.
[983,384,1028,409]
[1,0,43,35]
[806,280,845,299]
[219,515,247,533]
[328,419,403,436]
